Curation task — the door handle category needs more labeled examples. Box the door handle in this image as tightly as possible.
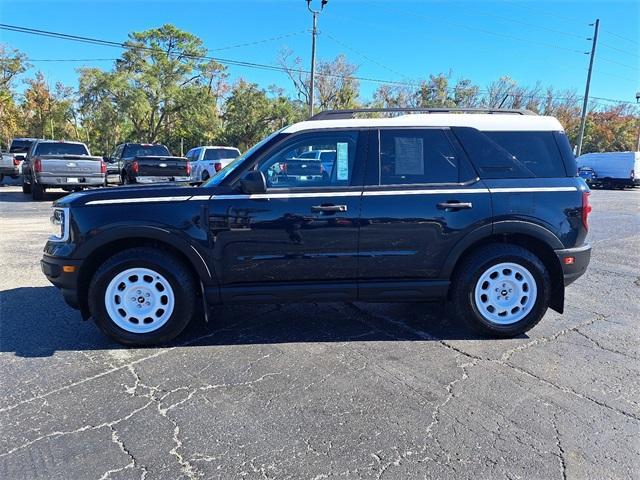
[437,201,473,210]
[311,204,347,213]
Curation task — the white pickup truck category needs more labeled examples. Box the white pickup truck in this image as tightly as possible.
[21,140,106,200]
[0,138,37,182]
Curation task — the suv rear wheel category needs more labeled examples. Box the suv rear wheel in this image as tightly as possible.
[88,247,196,345]
[450,244,550,337]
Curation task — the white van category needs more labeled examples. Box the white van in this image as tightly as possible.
[576,151,640,189]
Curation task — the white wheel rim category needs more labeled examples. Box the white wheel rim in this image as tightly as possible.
[104,267,175,334]
[473,262,537,325]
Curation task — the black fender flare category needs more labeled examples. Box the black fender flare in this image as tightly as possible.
[75,225,214,284]
[440,220,564,279]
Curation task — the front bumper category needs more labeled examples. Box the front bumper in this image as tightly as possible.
[555,243,591,286]
[41,255,82,309]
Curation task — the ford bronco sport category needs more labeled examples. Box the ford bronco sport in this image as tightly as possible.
[41,108,592,346]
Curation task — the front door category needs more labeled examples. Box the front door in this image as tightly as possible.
[208,130,367,301]
[357,127,492,299]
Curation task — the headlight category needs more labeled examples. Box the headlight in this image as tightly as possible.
[49,207,70,242]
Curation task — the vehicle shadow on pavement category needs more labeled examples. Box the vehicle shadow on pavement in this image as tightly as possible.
[0,287,499,357]
[0,189,69,203]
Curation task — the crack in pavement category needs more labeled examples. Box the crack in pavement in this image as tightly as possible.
[345,304,640,424]
[0,319,254,415]
[551,412,567,480]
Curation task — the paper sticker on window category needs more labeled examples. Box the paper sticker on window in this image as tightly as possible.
[394,137,424,175]
[336,142,349,180]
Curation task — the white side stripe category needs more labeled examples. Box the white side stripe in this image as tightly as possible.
[84,186,578,205]
[488,187,577,193]
[363,188,488,196]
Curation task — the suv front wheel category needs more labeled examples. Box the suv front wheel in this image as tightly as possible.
[450,244,550,337]
[88,247,196,345]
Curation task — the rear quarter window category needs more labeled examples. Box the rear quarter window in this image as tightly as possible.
[484,131,567,178]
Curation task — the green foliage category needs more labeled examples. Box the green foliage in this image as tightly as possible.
[221,80,305,151]
[1,31,638,155]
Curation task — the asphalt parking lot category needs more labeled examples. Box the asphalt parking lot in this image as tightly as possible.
[0,183,638,480]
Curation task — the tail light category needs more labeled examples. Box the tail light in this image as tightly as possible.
[100,161,107,174]
[214,162,222,172]
[12,157,20,166]
[582,191,592,231]
[34,158,42,173]
[132,161,139,174]
[186,161,191,176]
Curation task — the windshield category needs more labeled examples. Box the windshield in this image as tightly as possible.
[35,143,90,156]
[202,130,284,187]
[204,148,240,160]
[123,144,171,157]
[9,140,35,153]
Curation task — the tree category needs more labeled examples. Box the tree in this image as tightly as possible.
[21,72,76,140]
[280,50,360,112]
[0,44,30,147]
[77,24,229,153]
[221,80,305,150]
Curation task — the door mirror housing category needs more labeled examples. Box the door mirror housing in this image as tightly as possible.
[240,170,267,194]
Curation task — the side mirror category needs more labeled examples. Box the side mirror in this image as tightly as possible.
[240,170,267,194]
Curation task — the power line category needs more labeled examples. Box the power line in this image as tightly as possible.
[2,24,636,106]
[323,33,409,80]
[0,23,411,87]
[28,58,116,62]
[374,5,588,56]
[211,30,307,52]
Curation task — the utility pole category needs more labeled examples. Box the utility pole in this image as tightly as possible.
[635,92,640,152]
[576,19,599,157]
[306,0,328,117]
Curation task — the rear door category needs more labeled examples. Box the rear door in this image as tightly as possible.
[208,129,367,300]
[357,128,492,298]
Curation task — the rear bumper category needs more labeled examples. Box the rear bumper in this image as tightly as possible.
[0,165,20,176]
[35,174,105,187]
[136,175,191,183]
[41,255,82,309]
[555,243,591,286]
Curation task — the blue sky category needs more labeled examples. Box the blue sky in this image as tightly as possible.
[0,0,638,106]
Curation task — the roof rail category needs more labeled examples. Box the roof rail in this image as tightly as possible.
[309,107,536,120]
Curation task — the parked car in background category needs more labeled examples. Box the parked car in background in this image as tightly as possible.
[578,166,598,187]
[41,108,592,346]
[111,143,191,184]
[186,146,240,183]
[22,140,105,200]
[576,151,640,189]
[268,148,336,185]
[0,138,38,182]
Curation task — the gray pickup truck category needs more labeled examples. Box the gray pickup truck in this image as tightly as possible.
[0,138,37,182]
[22,140,105,200]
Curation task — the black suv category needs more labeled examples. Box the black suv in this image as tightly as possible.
[42,108,592,345]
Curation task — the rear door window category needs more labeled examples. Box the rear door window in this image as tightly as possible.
[379,129,459,185]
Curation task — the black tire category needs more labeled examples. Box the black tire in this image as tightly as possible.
[449,243,551,337]
[31,182,45,201]
[22,178,31,194]
[88,247,196,346]
[201,171,210,182]
[602,179,613,190]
